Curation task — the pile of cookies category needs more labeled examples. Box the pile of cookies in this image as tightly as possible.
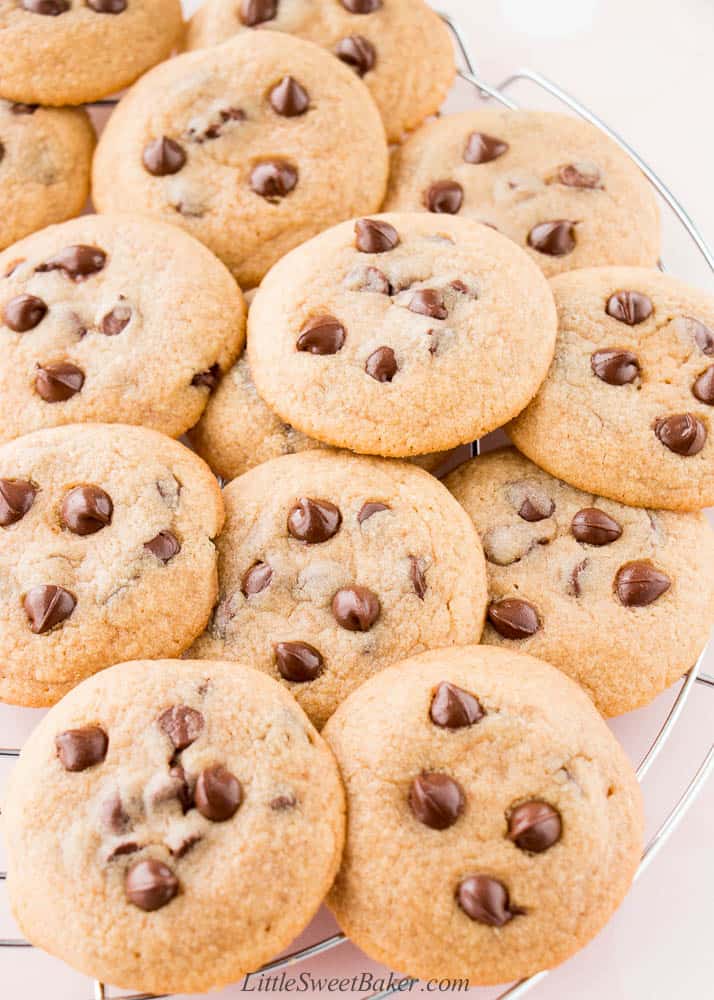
[1,1,712,995]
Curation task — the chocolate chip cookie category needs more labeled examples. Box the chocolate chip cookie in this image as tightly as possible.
[247,213,557,457]
[509,267,714,510]
[0,100,95,251]
[189,449,488,728]
[0,0,183,106]
[185,0,454,143]
[0,214,245,444]
[92,31,389,289]
[323,645,643,985]
[0,424,223,706]
[385,110,660,277]
[2,658,345,994]
[446,448,714,716]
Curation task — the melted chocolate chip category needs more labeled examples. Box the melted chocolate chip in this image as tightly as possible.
[239,0,277,25]
[144,531,181,563]
[424,180,464,215]
[274,641,324,682]
[195,765,242,822]
[269,76,309,117]
[21,0,69,14]
[527,220,576,256]
[0,479,36,527]
[408,289,447,320]
[457,875,521,926]
[169,762,194,814]
[508,800,562,853]
[158,705,204,751]
[288,497,341,543]
[296,315,346,355]
[693,366,714,404]
[345,265,391,294]
[591,349,640,385]
[170,833,202,858]
[355,218,399,253]
[126,859,178,912]
[35,362,84,402]
[192,364,221,391]
[606,290,653,325]
[557,162,602,188]
[655,413,707,456]
[101,304,131,336]
[36,245,106,281]
[24,584,76,633]
[270,793,296,810]
[341,0,381,10]
[61,485,113,536]
[365,346,397,381]
[332,586,380,631]
[488,598,540,639]
[518,494,554,522]
[142,137,186,176]
[10,103,38,115]
[409,772,464,830]
[358,501,389,523]
[571,508,622,545]
[335,36,376,76]
[87,0,127,11]
[690,317,714,355]
[242,561,273,596]
[56,725,107,771]
[463,132,509,164]
[250,160,298,200]
[101,792,130,834]
[615,562,671,607]
[429,681,484,729]
[3,294,47,332]
[409,556,427,599]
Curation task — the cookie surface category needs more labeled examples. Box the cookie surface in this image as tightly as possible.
[446,448,714,716]
[0,0,183,106]
[93,31,389,289]
[189,450,488,728]
[248,213,557,456]
[185,0,454,143]
[385,110,660,277]
[509,267,714,510]
[0,100,95,251]
[0,214,245,444]
[3,658,344,994]
[324,645,643,985]
[0,424,223,706]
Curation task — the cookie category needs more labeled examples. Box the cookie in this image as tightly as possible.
[0,0,183,107]
[185,0,455,144]
[0,213,245,444]
[0,100,95,251]
[323,645,643,985]
[446,447,714,716]
[0,424,223,706]
[247,213,557,457]
[509,266,714,510]
[2,658,345,994]
[92,31,389,289]
[385,110,660,277]
[189,450,488,728]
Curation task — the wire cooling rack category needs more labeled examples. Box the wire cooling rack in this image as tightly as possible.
[1,12,713,1000]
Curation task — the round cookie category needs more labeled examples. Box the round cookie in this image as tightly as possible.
[509,266,714,510]
[323,645,644,985]
[0,214,245,444]
[0,424,224,706]
[92,31,389,289]
[2,658,345,994]
[189,449,488,728]
[446,448,714,716]
[385,110,660,277]
[247,212,557,457]
[0,0,183,107]
[0,100,95,252]
[185,0,455,144]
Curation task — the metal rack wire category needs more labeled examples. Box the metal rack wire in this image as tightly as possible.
[1,12,713,999]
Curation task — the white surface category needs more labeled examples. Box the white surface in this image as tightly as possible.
[1,1,713,998]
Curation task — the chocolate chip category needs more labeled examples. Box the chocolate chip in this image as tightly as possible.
[429,681,484,729]
[144,531,181,563]
[518,494,555,522]
[365,346,397,382]
[61,485,113,536]
[689,317,714,355]
[571,508,622,545]
[87,0,127,11]
[615,562,671,607]
[571,560,591,598]
[606,290,653,325]
[355,218,399,253]
[655,413,706,456]
[693,366,714,405]
[3,294,47,332]
[527,220,576,256]
[142,137,186,176]
[269,76,309,117]
[158,705,204,751]
[344,265,391,294]
[409,556,427,599]
[241,561,273,598]
[335,36,376,77]
[0,141,4,165]
[56,725,108,771]
[0,479,36,527]
[591,348,640,385]
[424,180,464,215]
[270,793,296,810]
[557,162,602,188]
[274,641,324,682]
[10,103,38,115]
[408,289,447,320]
[101,304,131,336]
[239,0,277,25]
[287,497,341,543]
[358,501,389,523]
[488,598,540,639]
[21,0,69,14]
[35,362,84,402]
[170,833,201,858]
[457,875,521,926]
[195,764,242,822]
[169,763,194,813]
[126,859,178,912]
[192,364,221,391]
[507,800,561,852]
[36,245,106,281]
[332,586,380,631]
[101,792,130,833]
[463,132,509,164]
[250,160,298,200]
[296,315,346,355]
[341,0,381,10]
[409,772,464,830]
[24,584,76,633]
